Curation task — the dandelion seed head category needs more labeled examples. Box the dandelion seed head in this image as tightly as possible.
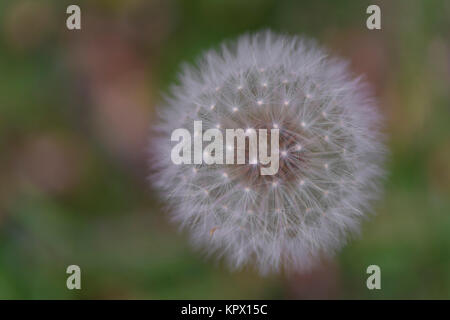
[150,31,386,274]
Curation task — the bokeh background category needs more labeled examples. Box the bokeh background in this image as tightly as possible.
[0,0,449,299]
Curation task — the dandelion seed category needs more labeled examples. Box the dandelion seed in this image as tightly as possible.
[210,227,218,236]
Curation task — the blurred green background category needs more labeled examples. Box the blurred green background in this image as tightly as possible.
[0,0,449,299]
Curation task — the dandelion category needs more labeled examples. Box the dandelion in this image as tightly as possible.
[150,31,386,274]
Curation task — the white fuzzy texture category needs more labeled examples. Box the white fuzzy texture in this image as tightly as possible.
[150,31,385,274]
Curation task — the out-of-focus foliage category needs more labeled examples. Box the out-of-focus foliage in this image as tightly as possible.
[0,0,449,299]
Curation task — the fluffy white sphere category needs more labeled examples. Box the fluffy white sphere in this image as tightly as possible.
[150,31,385,274]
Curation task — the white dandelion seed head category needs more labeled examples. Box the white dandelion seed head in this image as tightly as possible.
[150,31,386,274]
